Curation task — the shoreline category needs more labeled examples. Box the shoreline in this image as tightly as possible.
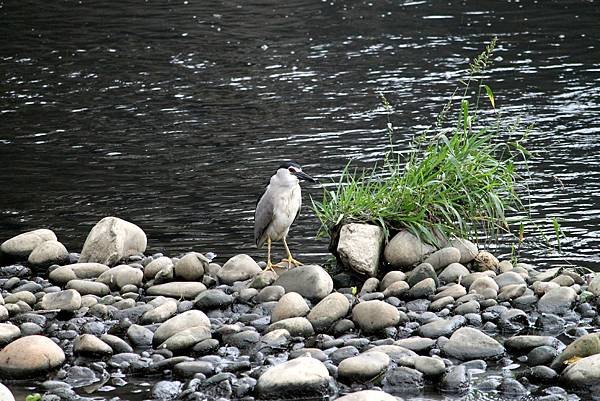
[0,219,598,401]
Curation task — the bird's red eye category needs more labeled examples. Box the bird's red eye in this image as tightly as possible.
[288,167,296,173]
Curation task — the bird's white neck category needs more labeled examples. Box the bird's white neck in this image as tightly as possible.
[271,168,299,187]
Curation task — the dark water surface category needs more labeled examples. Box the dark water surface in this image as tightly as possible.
[1,1,600,398]
[2,0,600,268]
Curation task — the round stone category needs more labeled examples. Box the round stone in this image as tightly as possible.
[0,335,65,378]
[338,351,390,382]
[307,292,350,333]
[352,300,400,332]
[257,357,330,399]
[271,292,310,323]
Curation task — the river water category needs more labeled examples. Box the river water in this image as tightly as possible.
[1,0,600,399]
[2,0,600,269]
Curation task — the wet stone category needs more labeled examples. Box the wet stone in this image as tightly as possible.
[419,317,464,339]
[498,378,528,396]
[413,355,446,377]
[101,334,134,353]
[331,346,360,365]
[440,365,471,394]
[255,285,285,303]
[382,366,424,394]
[394,337,435,353]
[268,317,314,337]
[194,289,233,310]
[223,330,260,349]
[498,308,529,332]
[127,324,154,347]
[151,380,182,401]
[527,365,558,383]
[174,361,215,378]
[193,338,220,355]
[256,356,331,399]
[538,287,577,315]
[407,263,438,287]
[443,327,504,360]
[408,278,436,299]
[336,390,398,401]
[536,313,566,332]
[338,351,390,383]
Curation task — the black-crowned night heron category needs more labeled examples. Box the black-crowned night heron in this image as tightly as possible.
[254,161,317,271]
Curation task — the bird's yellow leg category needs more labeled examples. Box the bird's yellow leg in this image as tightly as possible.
[263,237,276,272]
[282,237,303,268]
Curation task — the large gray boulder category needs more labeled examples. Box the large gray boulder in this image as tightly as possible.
[443,327,504,360]
[384,230,435,269]
[337,223,384,277]
[79,217,147,266]
[1,229,56,259]
[217,254,262,284]
[0,335,65,378]
[256,356,331,399]
[274,265,333,300]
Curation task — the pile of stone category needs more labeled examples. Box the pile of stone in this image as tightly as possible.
[0,218,598,401]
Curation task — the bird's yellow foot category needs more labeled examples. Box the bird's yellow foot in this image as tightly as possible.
[263,261,277,272]
[282,257,303,268]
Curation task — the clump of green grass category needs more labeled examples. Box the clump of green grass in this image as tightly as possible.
[312,38,531,247]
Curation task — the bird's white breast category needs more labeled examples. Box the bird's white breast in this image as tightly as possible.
[265,182,301,241]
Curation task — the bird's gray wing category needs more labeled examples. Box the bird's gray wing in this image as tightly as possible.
[254,188,273,247]
[292,190,302,224]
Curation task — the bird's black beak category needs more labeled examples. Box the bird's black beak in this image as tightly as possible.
[294,171,318,183]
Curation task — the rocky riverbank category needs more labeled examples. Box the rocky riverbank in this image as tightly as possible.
[1,217,600,401]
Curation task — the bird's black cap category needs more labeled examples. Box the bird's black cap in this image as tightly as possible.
[279,161,302,170]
